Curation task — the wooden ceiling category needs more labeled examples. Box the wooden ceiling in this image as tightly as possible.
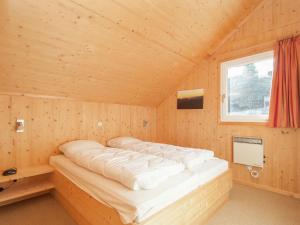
[0,0,262,106]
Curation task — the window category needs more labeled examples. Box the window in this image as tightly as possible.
[220,51,274,122]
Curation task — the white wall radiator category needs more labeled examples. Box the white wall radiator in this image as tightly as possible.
[233,136,264,168]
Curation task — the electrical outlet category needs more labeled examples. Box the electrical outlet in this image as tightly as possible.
[16,119,25,133]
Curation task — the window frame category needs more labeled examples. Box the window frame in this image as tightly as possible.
[220,51,274,123]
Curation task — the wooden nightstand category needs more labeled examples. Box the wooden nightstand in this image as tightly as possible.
[0,165,54,206]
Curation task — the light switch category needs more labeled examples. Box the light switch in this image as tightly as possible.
[16,119,25,133]
[97,121,103,128]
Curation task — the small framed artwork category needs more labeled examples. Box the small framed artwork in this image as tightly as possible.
[177,89,204,109]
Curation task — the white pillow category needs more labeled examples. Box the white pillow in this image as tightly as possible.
[107,136,142,148]
[59,140,104,156]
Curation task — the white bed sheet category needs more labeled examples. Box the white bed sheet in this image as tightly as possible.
[50,155,228,224]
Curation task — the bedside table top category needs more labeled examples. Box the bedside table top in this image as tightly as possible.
[0,165,53,184]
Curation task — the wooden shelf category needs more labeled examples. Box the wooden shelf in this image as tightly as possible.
[0,165,53,184]
[0,180,54,206]
[0,165,54,206]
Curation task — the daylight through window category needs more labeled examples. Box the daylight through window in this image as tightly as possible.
[220,51,274,122]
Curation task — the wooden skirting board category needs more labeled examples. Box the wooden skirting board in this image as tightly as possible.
[50,169,232,225]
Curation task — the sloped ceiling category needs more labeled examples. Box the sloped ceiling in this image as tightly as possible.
[0,0,262,106]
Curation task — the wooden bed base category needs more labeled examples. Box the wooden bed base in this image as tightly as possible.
[50,169,232,225]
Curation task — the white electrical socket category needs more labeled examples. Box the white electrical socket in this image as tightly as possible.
[16,119,25,133]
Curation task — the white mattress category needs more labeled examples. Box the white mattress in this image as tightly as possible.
[50,155,228,224]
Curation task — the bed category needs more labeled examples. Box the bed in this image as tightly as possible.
[49,155,232,225]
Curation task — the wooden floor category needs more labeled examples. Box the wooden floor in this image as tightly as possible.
[0,184,299,225]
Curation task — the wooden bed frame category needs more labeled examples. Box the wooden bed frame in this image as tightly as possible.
[50,169,232,225]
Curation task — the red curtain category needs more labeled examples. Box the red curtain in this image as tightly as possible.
[268,36,300,128]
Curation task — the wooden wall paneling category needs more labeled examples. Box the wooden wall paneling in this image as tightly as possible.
[10,96,33,169]
[0,96,14,171]
[216,0,300,56]
[157,0,300,197]
[30,98,55,166]
[297,130,300,194]
[139,106,156,141]
[271,129,298,192]
[98,103,109,144]
[106,103,121,140]
[79,102,101,141]
[157,94,177,144]
[130,106,145,140]
[0,94,156,171]
[52,99,82,147]
[120,105,131,137]
[149,106,157,140]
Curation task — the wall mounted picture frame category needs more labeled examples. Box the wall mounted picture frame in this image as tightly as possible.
[177,89,204,109]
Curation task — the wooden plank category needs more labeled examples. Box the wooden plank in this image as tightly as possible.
[140,170,232,225]
[0,179,54,206]
[0,94,156,170]
[51,169,232,225]
[51,170,125,225]
[0,95,14,171]
[0,165,53,183]
[0,0,262,106]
